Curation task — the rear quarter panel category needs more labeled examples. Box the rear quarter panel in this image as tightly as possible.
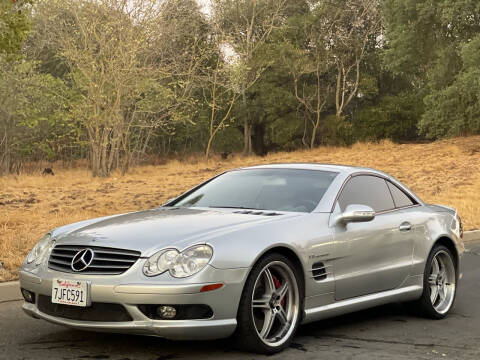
[411,205,464,276]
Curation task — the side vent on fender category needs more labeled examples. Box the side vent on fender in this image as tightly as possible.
[312,262,327,281]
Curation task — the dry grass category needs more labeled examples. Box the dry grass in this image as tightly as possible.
[1,136,480,282]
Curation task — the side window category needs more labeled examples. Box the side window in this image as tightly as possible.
[387,181,415,208]
[338,175,395,213]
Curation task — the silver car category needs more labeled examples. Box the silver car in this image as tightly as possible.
[19,164,464,354]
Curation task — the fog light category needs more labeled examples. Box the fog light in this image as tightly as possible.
[21,288,35,304]
[157,305,177,319]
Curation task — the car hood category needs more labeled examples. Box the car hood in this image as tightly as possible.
[52,207,300,256]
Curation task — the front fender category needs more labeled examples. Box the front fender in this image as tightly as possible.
[207,214,330,269]
[207,213,333,299]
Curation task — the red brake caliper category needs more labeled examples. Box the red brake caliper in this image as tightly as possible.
[272,275,286,307]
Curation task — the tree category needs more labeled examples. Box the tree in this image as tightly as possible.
[280,12,331,148]
[5,0,478,173]
[0,59,75,174]
[279,0,381,147]
[41,0,210,176]
[202,56,237,159]
[0,0,31,58]
[319,0,381,119]
[125,0,214,167]
[383,0,480,139]
[212,0,289,155]
[420,35,480,138]
[242,50,301,154]
[41,0,150,176]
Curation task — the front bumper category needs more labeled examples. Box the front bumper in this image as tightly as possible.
[22,302,237,339]
[19,263,248,340]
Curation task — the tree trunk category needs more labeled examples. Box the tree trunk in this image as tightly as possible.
[252,122,267,156]
[310,120,319,149]
[205,135,214,159]
[301,117,308,148]
[206,71,217,160]
[100,129,109,177]
[241,90,252,156]
[89,127,116,177]
[206,93,236,159]
[90,141,101,177]
[0,129,10,175]
[108,130,119,174]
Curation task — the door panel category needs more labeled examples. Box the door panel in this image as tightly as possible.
[333,210,415,300]
[331,174,416,301]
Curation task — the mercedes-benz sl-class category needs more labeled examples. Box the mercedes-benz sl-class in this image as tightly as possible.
[19,164,464,353]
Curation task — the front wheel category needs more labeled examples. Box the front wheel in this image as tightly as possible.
[234,253,303,354]
[412,245,457,319]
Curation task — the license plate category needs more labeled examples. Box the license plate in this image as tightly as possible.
[52,278,90,307]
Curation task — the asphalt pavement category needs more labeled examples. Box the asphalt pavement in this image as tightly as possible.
[1,241,479,360]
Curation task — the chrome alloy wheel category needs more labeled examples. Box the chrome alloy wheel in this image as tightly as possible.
[428,250,456,314]
[251,261,300,347]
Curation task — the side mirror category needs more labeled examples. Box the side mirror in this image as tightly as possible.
[336,204,375,225]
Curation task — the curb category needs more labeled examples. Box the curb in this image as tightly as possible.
[0,281,21,302]
[1,231,480,303]
[464,230,480,242]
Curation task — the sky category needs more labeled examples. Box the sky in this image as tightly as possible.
[196,0,212,16]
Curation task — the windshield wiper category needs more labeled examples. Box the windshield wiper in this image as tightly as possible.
[207,206,266,210]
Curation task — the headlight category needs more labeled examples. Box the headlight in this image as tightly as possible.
[26,234,54,265]
[143,245,213,278]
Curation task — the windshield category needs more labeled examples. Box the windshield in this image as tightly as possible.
[171,168,338,213]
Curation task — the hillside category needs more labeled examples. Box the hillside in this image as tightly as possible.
[1,136,480,281]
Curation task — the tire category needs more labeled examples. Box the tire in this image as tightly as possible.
[411,245,457,319]
[234,253,303,354]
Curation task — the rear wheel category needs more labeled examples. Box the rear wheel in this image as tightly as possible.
[234,253,302,354]
[412,245,457,319]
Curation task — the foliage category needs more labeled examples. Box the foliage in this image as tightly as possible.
[1,0,479,175]
[0,0,31,59]
[0,58,80,174]
[383,0,480,138]
[420,35,480,138]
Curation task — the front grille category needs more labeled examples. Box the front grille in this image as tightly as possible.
[38,295,132,322]
[48,245,141,275]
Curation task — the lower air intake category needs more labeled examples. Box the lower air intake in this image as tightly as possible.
[37,295,132,322]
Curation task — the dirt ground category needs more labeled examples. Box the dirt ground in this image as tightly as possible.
[1,136,480,281]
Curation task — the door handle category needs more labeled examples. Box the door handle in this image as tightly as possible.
[399,222,412,232]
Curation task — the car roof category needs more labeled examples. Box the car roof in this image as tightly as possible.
[240,163,387,176]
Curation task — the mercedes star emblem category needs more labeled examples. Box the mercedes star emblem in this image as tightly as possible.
[71,248,95,272]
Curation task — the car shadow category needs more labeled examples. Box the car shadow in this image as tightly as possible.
[298,302,412,335]
[26,303,417,359]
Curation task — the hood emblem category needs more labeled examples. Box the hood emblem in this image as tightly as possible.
[71,248,95,272]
